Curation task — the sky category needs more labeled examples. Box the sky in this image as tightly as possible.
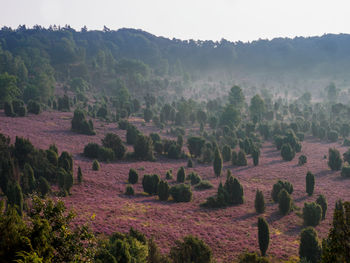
[0,0,349,42]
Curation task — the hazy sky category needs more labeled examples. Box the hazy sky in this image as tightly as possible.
[0,0,349,42]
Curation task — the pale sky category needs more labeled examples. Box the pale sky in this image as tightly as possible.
[0,0,349,42]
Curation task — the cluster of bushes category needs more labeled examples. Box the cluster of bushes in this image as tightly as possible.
[153,136,184,159]
[71,109,95,135]
[274,129,301,161]
[4,99,27,117]
[271,180,294,215]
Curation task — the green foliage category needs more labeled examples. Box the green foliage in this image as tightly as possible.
[303,202,322,226]
[142,174,160,195]
[46,149,58,166]
[96,106,108,119]
[187,137,205,158]
[102,133,126,160]
[258,217,269,256]
[213,147,223,177]
[231,150,238,165]
[271,180,293,202]
[341,163,350,177]
[194,180,213,190]
[27,100,41,114]
[220,104,241,128]
[128,168,138,184]
[255,189,265,214]
[37,177,50,197]
[71,109,95,135]
[0,72,20,105]
[133,134,155,161]
[252,146,260,166]
[281,143,295,161]
[125,185,134,196]
[299,227,321,263]
[328,148,342,171]
[187,158,193,168]
[250,94,266,123]
[170,235,212,263]
[92,160,100,171]
[327,130,339,142]
[158,180,170,201]
[97,147,115,162]
[237,150,247,166]
[177,167,186,183]
[299,155,307,166]
[57,95,70,111]
[278,189,292,215]
[166,169,173,180]
[144,108,153,122]
[306,171,315,196]
[21,163,36,194]
[170,184,192,202]
[238,252,271,263]
[12,100,26,116]
[316,194,327,220]
[126,125,140,145]
[187,172,201,185]
[77,166,83,184]
[84,143,100,159]
[6,182,24,215]
[222,145,232,162]
[118,119,129,130]
[4,100,14,116]
[343,148,350,163]
[228,85,245,108]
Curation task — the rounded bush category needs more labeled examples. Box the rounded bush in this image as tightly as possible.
[298,155,307,166]
[271,180,294,202]
[341,163,350,177]
[278,189,292,215]
[27,100,41,114]
[327,130,339,142]
[177,167,185,183]
[328,148,342,171]
[170,184,192,202]
[187,159,193,168]
[166,170,173,180]
[194,180,213,190]
[281,143,295,161]
[237,150,247,166]
[142,174,160,195]
[125,185,134,195]
[97,147,115,162]
[231,150,238,165]
[102,133,126,160]
[187,172,201,185]
[4,101,14,117]
[92,160,100,171]
[118,119,129,130]
[255,189,265,214]
[84,143,100,159]
[316,195,327,220]
[128,169,138,184]
[303,202,322,226]
[72,109,95,135]
[299,227,321,263]
[158,180,170,201]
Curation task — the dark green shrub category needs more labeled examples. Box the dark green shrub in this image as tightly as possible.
[77,166,83,184]
[237,150,247,166]
[187,158,193,168]
[97,147,115,162]
[143,108,153,122]
[187,172,201,185]
[46,149,58,166]
[303,202,322,226]
[222,145,232,162]
[316,194,327,220]
[231,150,238,165]
[126,125,140,145]
[166,169,173,180]
[170,184,192,202]
[37,176,50,197]
[12,99,26,116]
[328,148,342,171]
[343,148,350,163]
[343,139,350,146]
[6,182,23,215]
[258,217,269,256]
[299,227,321,263]
[21,163,36,194]
[150,133,161,143]
[225,175,244,205]
[158,180,170,201]
[255,189,265,214]
[84,143,100,159]
[278,189,292,215]
[177,167,185,183]
[142,174,160,195]
[102,133,126,160]
[306,171,315,196]
[27,100,41,114]
[194,180,213,190]
[92,160,100,171]
[154,141,163,154]
[238,252,271,263]
[71,109,95,135]
[187,136,205,158]
[4,101,14,116]
[213,147,223,177]
[58,95,70,111]
[274,135,285,150]
[281,143,295,161]
[128,168,138,184]
[327,130,339,142]
[341,164,350,177]
[299,155,307,165]
[97,106,108,119]
[125,185,134,195]
[271,180,294,202]
[133,134,154,161]
[296,132,305,141]
[167,144,182,159]
[118,119,129,130]
[252,146,260,166]
[170,235,212,263]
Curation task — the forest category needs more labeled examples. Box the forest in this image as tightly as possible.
[0,25,350,262]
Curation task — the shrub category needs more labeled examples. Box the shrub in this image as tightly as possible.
[102,133,126,160]
[238,252,271,263]
[58,95,70,111]
[170,235,212,263]
[142,174,160,195]
[258,217,269,256]
[278,189,292,215]
[281,143,295,161]
[343,139,350,146]
[341,164,350,177]
[27,100,41,114]
[6,182,24,215]
[296,132,305,141]
[187,158,193,168]
[177,167,185,183]
[316,194,327,220]
[327,130,339,142]
[187,172,201,185]
[306,171,315,196]
[255,189,265,214]
[299,155,307,165]
[271,180,293,202]
[225,175,244,205]
[4,101,14,116]
[274,135,285,150]
[21,163,36,194]
[187,136,205,158]
[167,144,182,159]
[133,134,154,161]
[71,109,95,135]
[143,108,153,122]
[222,145,232,162]
[299,227,321,263]
[194,180,213,190]
[328,148,343,171]
[37,176,50,197]
[166,169,173,180]
[231,150,238,165]
[12,99,26,116]
[213,147,223,177]
[170,184,192,202]
[92,160,100,171]
[46,149,58,166]
[77,166,83,184]
[343,148,350,163]
[154,141,163,154]
[237,150,247,166]
[128,168,138,184]
[97,106,108,119]
[125,185,134,195]
[97,147,115,162]
[303,202,322,226]
[158,180,170,201]
[84,143,100,159]
[252,146,260,166]
[58,151,73,173]
[118,119,129,130]
[126,125,140,145]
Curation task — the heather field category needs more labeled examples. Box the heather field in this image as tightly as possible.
[1,110,349,262]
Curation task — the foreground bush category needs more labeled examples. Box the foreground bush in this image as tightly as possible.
[238,252,271,263]
[299,227,321,263]
[303,202,322,226]
[170,184,192,202]
[328,148,342,171]
[258,217,269,256]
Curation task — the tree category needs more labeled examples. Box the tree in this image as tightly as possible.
[228,85,245,108]
[170,184,192,202]
[187,137,205,158]
[258,217,269,256]
[21,163,35,194]
[102,133,126,160]
[77,166,83,184]
[144,108,153,122]
[158,180,170,201]
[142,174,159,195]
[328,148,342,171]
[299,227,321,263]
[220,104,241,128]
[222,145,232,162]
[71,109,95,135]
[250,94,265,123]
[281,143,295,161]
[252,146,260,166]
[237,150,247,166]
[306,171,315,196]
[213,147,223,177]
[303,202,322,226]
[316,194,327,220]
[6,182,24,215]
[271,180,294,202]
[177,167,186,183]
[126,125,140,145]
[255,189,265,214]
[37,176,50,197]
[0,72,20,105]
[133,134,154,161]
[278,189,292,215]
[128,168,138,184]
